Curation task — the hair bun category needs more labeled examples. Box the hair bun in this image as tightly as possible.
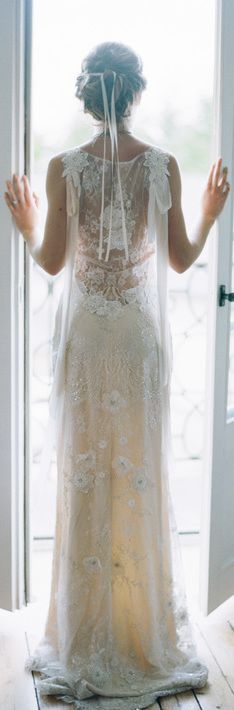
[75,42,147,123]
[103,69,115,78]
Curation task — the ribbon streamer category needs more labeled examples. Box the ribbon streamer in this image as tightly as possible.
[80,70,129,263]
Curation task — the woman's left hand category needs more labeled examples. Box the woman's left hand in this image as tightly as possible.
[4,174,40,240]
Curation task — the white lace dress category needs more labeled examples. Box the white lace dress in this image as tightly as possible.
[25,145,209,709]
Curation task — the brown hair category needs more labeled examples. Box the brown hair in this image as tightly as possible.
[75,41,147,123]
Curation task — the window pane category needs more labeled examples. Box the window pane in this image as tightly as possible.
[30,0,215,598]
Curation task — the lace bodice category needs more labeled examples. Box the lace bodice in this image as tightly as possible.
[61,146,172,313]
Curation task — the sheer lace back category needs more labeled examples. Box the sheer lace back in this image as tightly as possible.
[61,146,172,313]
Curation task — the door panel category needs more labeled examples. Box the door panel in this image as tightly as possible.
[200,0,234,615]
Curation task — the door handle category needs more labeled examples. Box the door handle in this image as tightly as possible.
[219,284,234,307]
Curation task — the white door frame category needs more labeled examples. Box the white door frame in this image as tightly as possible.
[1,0,233,616]
[0,0,32,611]
[200,0,234,615]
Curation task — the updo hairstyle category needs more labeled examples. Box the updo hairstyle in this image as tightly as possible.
[75,41,147,123]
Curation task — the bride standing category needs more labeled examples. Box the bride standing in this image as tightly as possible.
[4,40,230,710]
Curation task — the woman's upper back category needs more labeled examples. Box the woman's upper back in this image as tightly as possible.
[78,133,154,163]
[59,142,173,305]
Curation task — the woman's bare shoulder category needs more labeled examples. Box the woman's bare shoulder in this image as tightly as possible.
[46,149,77,182]
[48,149,71,166]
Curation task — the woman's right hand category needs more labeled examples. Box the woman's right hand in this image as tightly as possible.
[201,157,230,224]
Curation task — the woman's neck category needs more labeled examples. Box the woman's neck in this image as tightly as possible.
[94,117,132,137]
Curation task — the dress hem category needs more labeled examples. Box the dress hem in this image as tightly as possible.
[25,653,209,709]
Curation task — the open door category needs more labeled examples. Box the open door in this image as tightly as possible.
[200,0,234,615]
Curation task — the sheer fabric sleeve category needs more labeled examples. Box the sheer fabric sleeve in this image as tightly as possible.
[48,160,79,423]
[144,147,173,392]
[37,155,79,479]
[145,148,173,453]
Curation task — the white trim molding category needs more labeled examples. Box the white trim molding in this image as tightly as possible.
[0,0,32,610]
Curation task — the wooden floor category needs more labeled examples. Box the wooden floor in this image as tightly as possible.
[1,536,234,709]
[1,595,234,709]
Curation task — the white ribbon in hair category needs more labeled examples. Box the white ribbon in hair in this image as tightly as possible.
[80,70,129,263]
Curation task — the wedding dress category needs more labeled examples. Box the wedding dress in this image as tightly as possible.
[25,72,208,709]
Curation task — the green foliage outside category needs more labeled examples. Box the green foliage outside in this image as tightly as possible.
[159,97,213,172]
[34,96,213,174]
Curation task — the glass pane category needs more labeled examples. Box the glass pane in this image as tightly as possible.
[30,0,215,601]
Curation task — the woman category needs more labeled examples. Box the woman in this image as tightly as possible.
[4,41,230,709]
